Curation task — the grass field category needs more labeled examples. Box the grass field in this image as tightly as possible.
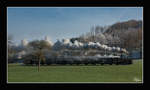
[8,60,142,83]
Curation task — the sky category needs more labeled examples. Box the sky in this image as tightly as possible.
[7,7,143,45]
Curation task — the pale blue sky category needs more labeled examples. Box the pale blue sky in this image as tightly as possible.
[7,7,143,45]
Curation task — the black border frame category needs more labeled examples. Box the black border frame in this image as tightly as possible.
[0,0,144,89]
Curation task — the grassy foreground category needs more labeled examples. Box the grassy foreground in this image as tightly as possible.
[8,60,142,83]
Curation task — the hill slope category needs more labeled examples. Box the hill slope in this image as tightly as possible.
[105,20,142,36]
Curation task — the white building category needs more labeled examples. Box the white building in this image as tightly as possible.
[21,39,28,47]
[44,36,53,46]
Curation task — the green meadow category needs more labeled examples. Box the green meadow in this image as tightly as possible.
[8,60,142,83]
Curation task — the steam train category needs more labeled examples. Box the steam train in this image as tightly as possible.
[23,55,132,65]
[44,50,133,65]
[23,50,133,65]
[45,55,132,65]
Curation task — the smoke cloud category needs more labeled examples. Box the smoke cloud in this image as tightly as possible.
[52,39,128,53]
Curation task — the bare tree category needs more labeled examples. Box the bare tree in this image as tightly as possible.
[8,34,15,62]
[28,40,51,72]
